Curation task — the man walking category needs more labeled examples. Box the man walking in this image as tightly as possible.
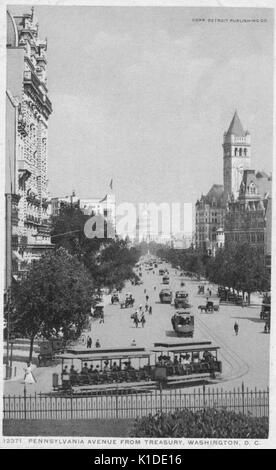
[234,322,239,336]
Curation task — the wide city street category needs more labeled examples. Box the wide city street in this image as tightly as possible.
[4,261,270,396]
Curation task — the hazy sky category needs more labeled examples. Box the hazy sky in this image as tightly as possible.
[10,6,274,206]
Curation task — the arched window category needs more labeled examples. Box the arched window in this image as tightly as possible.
[249,182,256,194]
[239,148,242,156]
[235,148,238,156]
[244,148,247,156]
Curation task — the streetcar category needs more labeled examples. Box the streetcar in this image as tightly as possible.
[159,288,173,304]
[53,343,222,394]
[171,310,194,337]
[174,291,190,309]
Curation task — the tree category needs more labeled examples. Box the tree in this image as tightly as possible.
[51,205,103,260]
[51,206,139,291]
[10,248,94,360]
[84,238,140,291]
[233,243,270,304]
[207,242,270,304]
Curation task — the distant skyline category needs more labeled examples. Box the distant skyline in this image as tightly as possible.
[9,6,274,207]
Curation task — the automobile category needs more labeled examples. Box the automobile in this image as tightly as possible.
[162,275,170,285]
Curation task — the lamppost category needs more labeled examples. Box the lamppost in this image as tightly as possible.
[5,288,12,380]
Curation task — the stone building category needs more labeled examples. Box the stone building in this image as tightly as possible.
[223,110,251,202]
[79,193,116,230]
[50,192,80,217]
[195,184,225,254]
[194,111,271,257]
[224,170,272,258]
[6,8,53,281]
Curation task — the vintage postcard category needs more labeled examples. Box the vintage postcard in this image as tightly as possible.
[0,0,275,450]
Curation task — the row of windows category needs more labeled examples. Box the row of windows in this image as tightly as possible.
[227,232,264,243]
[234,147,247,157]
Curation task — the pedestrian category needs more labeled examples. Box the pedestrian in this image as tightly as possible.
[133,311,139,328]
[234,322,239,336]
[95,339,101,348]
[23,362,36,384]
[141,313,146,328]
[149,305,152,315]
[144,288,147,294]
[154,285,156,291]
[99,312,104,324]
[146,295,149,302]
[87,336,92,348]
[62,366,70,390]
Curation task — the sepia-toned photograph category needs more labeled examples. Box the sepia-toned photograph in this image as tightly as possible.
[1,0,275,448]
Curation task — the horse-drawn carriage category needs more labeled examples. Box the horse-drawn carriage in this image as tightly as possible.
[198,300,220,313]
[92,302,105,319]
[120,294,135,309]
[111,292,120,304]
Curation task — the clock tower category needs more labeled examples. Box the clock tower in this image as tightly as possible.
[223,111,251,202]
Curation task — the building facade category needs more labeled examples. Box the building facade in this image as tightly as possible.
[50,192,116,233]
[50,192,79,217]
[224,170,272,258]
[194,111,266,256]
[195,184,225,254]
[223,111,251,202]
[6,8,53,282]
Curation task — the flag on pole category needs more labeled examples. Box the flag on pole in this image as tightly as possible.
[109,178,113,190]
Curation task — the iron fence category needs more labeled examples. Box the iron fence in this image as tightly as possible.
[3,384,269,420]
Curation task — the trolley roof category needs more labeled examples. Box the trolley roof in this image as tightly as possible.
[56,350,150,362]
[152,344,220,354]
[154,341,212,348]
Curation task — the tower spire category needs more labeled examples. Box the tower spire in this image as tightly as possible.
[226,110,245,137]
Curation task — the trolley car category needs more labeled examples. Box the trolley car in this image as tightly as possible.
[174,291,190,309]
[159,288,173,304]
[171,310,194,337]
[53,343,222,394]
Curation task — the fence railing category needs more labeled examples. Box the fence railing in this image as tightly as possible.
[3,385,269,420]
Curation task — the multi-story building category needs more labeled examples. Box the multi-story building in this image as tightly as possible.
[79,193,116,230]
[195,111,262,255]
[50,191,116,234]
[224,170,272,257]
[223,111,251,202]
[195,184,225,253]
[50,192,80,217]
[6,8,53,280]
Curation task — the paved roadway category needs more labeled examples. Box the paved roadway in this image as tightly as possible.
[4,261,270,395]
